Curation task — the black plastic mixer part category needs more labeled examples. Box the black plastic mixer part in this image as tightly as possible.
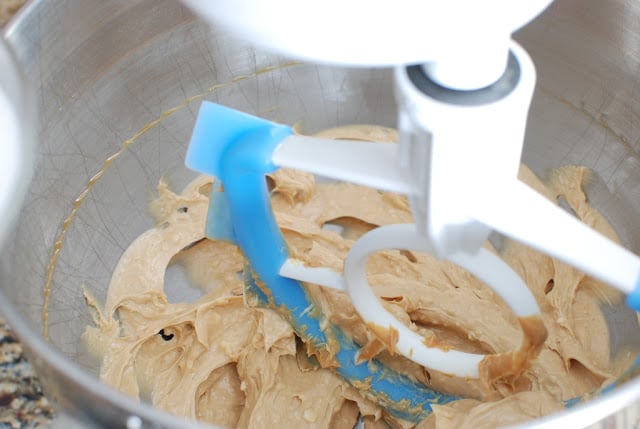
[406,50,521,106]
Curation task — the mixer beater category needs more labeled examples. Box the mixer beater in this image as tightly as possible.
[181,0,640,421]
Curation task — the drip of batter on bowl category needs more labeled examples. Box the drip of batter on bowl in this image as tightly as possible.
[83,125,635,429]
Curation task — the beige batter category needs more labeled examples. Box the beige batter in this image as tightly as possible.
[84,125,635,428]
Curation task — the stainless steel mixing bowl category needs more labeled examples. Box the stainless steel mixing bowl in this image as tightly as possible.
[2,0,640,427]
[0,31,33,252]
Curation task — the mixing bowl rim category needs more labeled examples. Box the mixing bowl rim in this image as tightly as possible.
[2,1,640,427]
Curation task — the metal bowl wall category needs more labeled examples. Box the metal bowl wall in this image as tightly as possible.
[2,0,640,427]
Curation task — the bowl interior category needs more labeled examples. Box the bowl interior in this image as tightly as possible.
[2,0,640,427]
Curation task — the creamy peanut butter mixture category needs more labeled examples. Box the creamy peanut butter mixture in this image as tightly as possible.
[84,126,635,428]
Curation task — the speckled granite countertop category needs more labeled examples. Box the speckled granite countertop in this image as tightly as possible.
[0,318,54,428]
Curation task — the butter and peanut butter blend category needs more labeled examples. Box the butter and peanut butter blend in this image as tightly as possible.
[84,126,635,428]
